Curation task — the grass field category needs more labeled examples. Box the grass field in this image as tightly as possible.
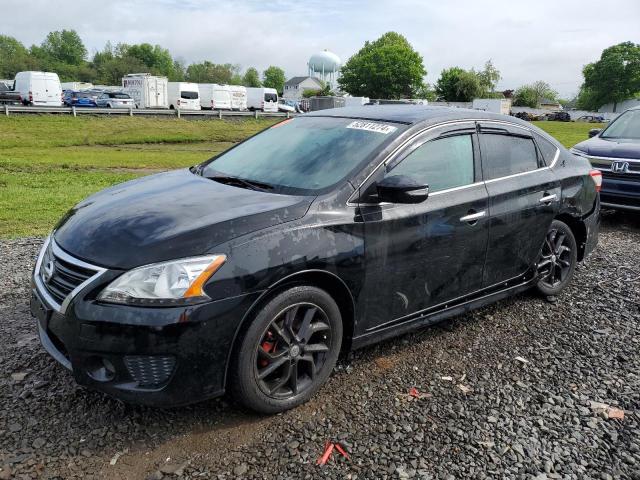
[0,116,602,238]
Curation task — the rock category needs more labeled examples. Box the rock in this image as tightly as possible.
[233,463,248,476]
[8,423,21,433]
[10,372,27,382]
[32,437,45,449]
[146,471,163,480]
[0,466,12,480]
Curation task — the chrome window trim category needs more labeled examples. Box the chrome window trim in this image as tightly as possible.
[347,118,558,206]
[585,154,640,164]
[33,235,106,314]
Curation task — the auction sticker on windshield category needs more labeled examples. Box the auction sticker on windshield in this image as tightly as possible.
[346,120,398,134]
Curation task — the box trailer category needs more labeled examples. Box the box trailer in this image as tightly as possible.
[199,83,232,110]
[472,98,511,115]
[246,87,278,112]
[14,71,63,106]
[229,85,247,110]
[61,82,93,91]
[122,74,168,109]
[167,82,200,110]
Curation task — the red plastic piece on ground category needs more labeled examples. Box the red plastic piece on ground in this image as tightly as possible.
[317,442,335,465]
[334,443,350,460]
[409,387,420,398]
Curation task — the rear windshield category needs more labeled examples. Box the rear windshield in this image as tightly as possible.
[601,109,640,140]
[109,92,130,99]
[265,93,277,102]
[0,84,8,92]
[181,91,198,100]
[75,92,93,98]
[201,116,404,195]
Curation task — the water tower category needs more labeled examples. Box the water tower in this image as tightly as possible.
[308,49,341,89]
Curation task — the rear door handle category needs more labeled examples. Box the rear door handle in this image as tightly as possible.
[539,193,558,204]
[460,210,486,223]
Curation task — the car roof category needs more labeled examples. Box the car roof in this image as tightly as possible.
[306,105,528,126]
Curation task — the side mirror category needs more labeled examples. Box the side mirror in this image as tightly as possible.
[588,128,601,138]
[376,175,429,204]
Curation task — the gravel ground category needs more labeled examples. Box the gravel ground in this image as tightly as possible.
[1,210,639,480]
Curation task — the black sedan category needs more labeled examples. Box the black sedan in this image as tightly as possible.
[30,106,601,413]
[571,106,640,211]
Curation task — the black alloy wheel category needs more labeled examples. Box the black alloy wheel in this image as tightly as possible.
[535,220,577,296]
[229,285,342,413]
[254,303,331,398]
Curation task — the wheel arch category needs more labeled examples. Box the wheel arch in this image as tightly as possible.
[222,269,356,390]
[554,213,587,261]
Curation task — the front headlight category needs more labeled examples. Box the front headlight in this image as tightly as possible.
[98,255,226,306]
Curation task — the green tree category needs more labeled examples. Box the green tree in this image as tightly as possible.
[455,70,484,101]
[40,30,87,65]
[513,81,558,108]
[242,67,262,87]
[123,43,179,78]
[262,66,286,94]
[186,61,234,84]
[579,42,640,112]
[435,67,465,101]
[338,32,426,99]
[477,59,501,94]
[0,35,34,78]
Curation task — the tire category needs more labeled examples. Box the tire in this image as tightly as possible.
[229,285,342,414]
[535,220,578,296]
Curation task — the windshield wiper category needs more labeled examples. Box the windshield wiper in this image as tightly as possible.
[205,174,274,192]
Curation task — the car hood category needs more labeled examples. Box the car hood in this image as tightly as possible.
[573,136,640,159]
[54,169,313,269]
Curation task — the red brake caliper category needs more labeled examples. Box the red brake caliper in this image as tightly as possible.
[259,331,276,368]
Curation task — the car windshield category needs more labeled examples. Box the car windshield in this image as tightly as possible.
[201,116,404,195]
[601,109,640,139]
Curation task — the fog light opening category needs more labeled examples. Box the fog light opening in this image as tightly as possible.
[85,356,116,382]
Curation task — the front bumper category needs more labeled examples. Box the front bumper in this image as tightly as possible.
[600,172,640,211]
[30,270,262,407]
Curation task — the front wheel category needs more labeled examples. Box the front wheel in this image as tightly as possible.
[535,220,577,296]
[229,285,342,414]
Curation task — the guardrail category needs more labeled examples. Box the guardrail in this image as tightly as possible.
[2,104,294,119]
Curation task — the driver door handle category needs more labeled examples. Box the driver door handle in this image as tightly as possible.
[539,193,558,204]
[460,210,486,223]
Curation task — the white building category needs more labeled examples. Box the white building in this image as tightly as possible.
[282,76,324,100]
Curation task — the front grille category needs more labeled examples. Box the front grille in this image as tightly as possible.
[602,170,640,181]
[38,240,100,307]
[124,355,176,388]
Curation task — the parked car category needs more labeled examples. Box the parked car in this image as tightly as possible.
[95,91,134,108]
[545,111,571,122]
[63,90,97,107]
[14,71,63,106]
[576,115,604,123]
[0,82,22,105]
[571,106,640,211]
[513,111,532,121]
[31,106,600,413]
[277,99,296,113]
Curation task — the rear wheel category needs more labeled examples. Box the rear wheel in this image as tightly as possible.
[229,285,342,414]
[535,220,577,296]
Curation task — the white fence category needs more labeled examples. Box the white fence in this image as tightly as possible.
[1,105,292,119]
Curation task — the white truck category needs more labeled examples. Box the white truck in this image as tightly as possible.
[229,85,247,110]
[14,71,63,106]
[168,82,201,110]
[199,83,232,110]
[122,74,168,109]
[246,87,278,112]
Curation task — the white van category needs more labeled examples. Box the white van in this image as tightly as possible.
[14,71,63,106]
[229,85,247,110]
[246,87,278,112]
[199,84,232,110]
[122,74,168,109]
[168,82,201,110]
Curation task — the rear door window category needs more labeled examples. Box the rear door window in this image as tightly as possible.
[386,135,475,193]
[480,134,539,180]
[265,93,277,102]
[181,91,198,99]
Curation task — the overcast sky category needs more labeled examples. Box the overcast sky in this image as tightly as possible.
[2,0,639,97]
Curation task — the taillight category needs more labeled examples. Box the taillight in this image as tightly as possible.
[589,170,602,192]
[211,100,214,107]
[28,91,33,102]
[177,99,181,106]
